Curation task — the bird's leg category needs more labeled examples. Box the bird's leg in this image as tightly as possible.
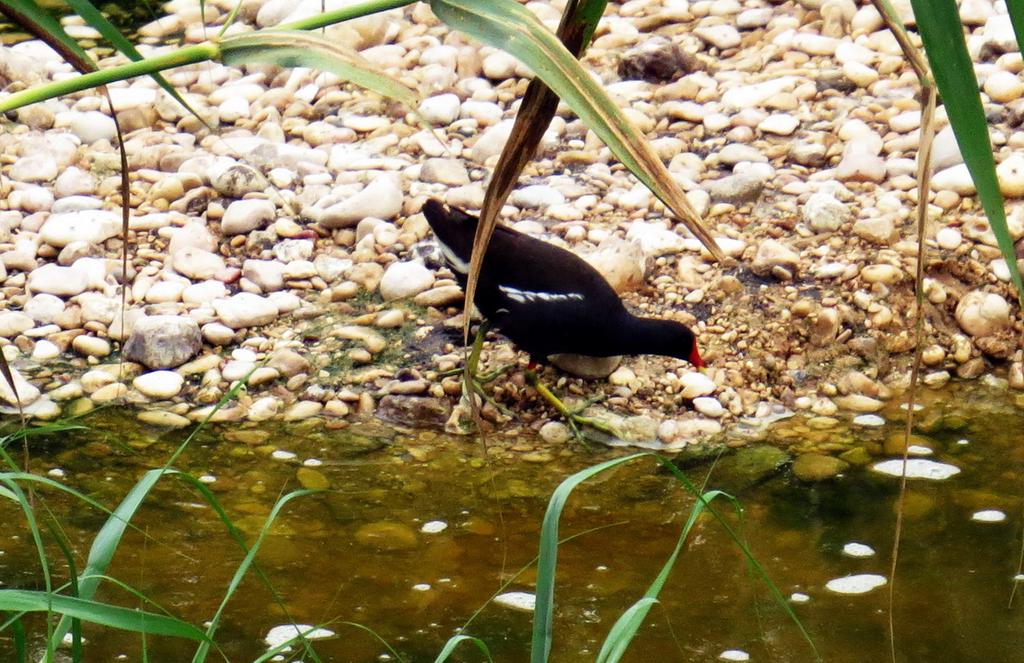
[525,365,621,442]
[452,322,513,422]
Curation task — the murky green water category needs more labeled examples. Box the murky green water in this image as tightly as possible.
[1,383,1023,662]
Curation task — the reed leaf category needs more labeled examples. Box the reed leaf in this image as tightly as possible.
[912,0,1024,302]
[430,0,724,264]
[0,590,209,641]
[63,0,202,120]
[461,0,607,341]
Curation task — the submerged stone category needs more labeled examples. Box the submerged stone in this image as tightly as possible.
[872,459,961,480]
[355,521,418,551]
[826,574,887,595]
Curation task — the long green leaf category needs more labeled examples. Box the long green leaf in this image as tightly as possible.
[219,30,421,111]
[596,489,733,663]
[531,453,651,663]
[0,590,209,641]
[191,489,318,663]
[430,0,723,260]
[912,0,1024,302]
[434,634,493,662]
[63,0,202,120]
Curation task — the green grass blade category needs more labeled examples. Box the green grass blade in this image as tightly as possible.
[62,0,202,120]
[912,0,1024,302]
[430,0,723,260]
[0,590,209,641]
[596,489,732,663]
[191,489,318,663]
[596,597,658,663]
[219,30,420,111]
[11,616,26,662]
[655,458,820,660]
[531,452,652,663]
[435,634,493,662]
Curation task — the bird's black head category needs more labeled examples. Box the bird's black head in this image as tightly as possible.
[628,317,704,368]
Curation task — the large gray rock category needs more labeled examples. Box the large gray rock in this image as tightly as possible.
[123,315,202,369]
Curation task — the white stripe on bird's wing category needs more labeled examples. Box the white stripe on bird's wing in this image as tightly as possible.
[438,241,469,274]
[499,285,584,304]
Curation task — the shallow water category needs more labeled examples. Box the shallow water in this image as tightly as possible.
[1,383,1023,662]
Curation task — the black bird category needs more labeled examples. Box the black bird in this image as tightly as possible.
[422,199,705,369]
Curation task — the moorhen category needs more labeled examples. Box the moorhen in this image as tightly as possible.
[422,198,705,437]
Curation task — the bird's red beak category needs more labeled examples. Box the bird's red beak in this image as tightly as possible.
[689,343,706,370]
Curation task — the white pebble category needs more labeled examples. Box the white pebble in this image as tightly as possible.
[421,520,448,534]
[972,509,1007,523]
[842,542,876,558]
[494,591,535,612]
[852,414,885,427]
[871,459,960,480]
[825,574,887,595]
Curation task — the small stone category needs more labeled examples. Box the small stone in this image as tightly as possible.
[67,110,117,143]
[751,239,800,277]
[853,216,896,244]
[379,261,435,301]
[871,459,961,480]
[0,312,33,338]
[213,293,279,329]
[618,36,697,82]
[803,192,851,232]
[998,153,1024,197]
[420,158,470,185]
[539,421,571,444]
[418,93,461,125]
[843,541,876,557]
[792,453,848,481]
[693,396,725,417]
[627,221,686,257]
[548,354,622,379]
[211,163,268,198]
[984,70,1024,103]
[834,394,884,412]
[221,198,275,235]
[510,185,565,209]
[679,371,716,398]
[40,210,120,248]
[72,335,111,357]
[972,509,1007,523]
[955,290,1011,337]
[133,370,185,399]
[314,174,403,228]
[493,591,535,612]
[355,520,419,551]
[935,226,962,250]
[0,366,41,406]
[123,315,202,369]
[172,248,226,280]
[826,574,887,595]
[283,400,323,421]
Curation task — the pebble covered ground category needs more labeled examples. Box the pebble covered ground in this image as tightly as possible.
[1,0,1023,452]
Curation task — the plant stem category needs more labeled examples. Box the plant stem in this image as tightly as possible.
[0,43,219,113]
[278,0,417,32]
